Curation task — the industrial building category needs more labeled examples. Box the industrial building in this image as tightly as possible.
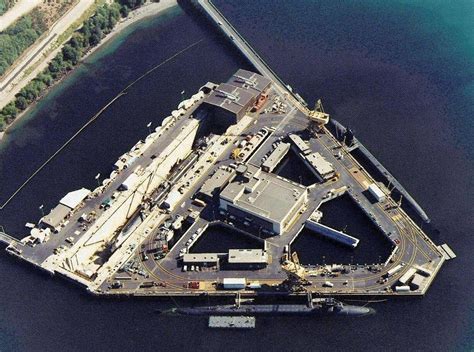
[227,69,271,95]
[220,165,307,234]
[262,143,290,172]
[201,69,271,127]
[305,152,335,181]
[288,134,310,155]
[227,249,269,269]
[199,167,235,200]
[182,253,219,267]
[40,188,90,231]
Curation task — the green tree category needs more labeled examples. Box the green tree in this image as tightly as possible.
[15,96,28,110]
[62,44,81,65]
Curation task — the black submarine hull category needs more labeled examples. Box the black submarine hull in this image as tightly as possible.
[174,303,374,317]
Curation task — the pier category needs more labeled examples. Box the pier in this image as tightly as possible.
[1,2,450,301]
[196,0,310,111]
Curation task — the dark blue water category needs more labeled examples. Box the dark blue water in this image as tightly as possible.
[0,1,473,351]
[293,195,393,265]
[190,224,262,253]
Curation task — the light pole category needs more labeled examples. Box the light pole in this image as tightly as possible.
[180,90,186,101]
[39,204,44,217]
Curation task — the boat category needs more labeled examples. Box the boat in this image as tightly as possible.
[169,298,374,317]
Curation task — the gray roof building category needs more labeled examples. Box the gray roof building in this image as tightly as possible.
[40,204,71,230]
[227,69,272,95]
[228,249,268,265]
[220,165,307,234]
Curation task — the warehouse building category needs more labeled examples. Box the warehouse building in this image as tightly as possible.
[305,152,335,181]
[40,188,90,231]
[227,249,269,269]
[262,143,290,172]
[219,165,307,234]
[227,69,271,95]
[201,70,272,127]
[202,83,256,126]
[182,253,219,267]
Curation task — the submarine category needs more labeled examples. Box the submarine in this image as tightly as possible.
[170,298,374,317]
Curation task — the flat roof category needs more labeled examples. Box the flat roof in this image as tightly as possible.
[262,143,290,171]
[227,69,271,94]
[221,166,306,224]
[204,83,255,115]
[228,249,268,264]
[41,203,71,228]
[288,134,309,153]
[306,152,334,176]
[182,253,219,263]
[60,188,90,209]
[200,167,235,198]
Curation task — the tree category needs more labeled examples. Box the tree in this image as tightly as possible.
[15,96,28,110]
[2,102,18,121]
[48,54,64,74]
[62,44,81,65]
[37,72,53,86]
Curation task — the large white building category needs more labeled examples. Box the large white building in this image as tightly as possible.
[219,165,307,234]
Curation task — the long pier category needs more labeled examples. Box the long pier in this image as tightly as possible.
[331,119,431,223]
[196,0,310,111]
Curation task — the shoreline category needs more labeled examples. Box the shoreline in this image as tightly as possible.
[0,0,178,141]
[83,0,178,61]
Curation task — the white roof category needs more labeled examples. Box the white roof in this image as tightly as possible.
[368,183,385,198]
[60,188,90,209]
[223,278,246,285]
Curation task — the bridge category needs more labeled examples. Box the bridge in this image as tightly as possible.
[196,0,332,125]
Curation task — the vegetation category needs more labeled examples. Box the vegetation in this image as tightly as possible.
[0,0,144,131]
[0,10,47,77]
[0,0,17,16]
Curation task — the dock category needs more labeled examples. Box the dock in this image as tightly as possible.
[209,316,255,329]
[1,1,451,302]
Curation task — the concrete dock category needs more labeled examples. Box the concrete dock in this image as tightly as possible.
[2,1,450,301]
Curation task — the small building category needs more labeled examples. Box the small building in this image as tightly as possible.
[288,134,310,155]
[227,249,268,269]
[40,204,71,231]
[59,188,90,209]
[262,143,290,172]
[222,277,246,290]
[305,152,335,181]
[368,183,386,202]
[119,173,139,191]
[162,190,182,210]
[182,253,219,267]
[411,273,425,290]
[220,164,307,234]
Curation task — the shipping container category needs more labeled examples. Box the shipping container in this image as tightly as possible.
[398,267,417,285]
[387,264,405,277]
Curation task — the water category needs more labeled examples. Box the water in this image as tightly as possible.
[0,1,473,351]
[292,195,393,265]
[190,224,263,253]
